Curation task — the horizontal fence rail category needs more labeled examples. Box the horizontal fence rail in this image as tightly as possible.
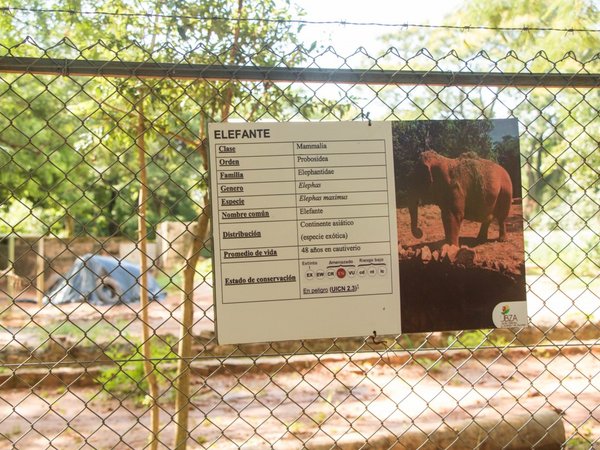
[1,56,600,87]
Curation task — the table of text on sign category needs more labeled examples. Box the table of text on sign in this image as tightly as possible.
[215,139,395,303]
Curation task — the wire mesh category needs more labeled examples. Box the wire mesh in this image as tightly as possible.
[0,38,598,449]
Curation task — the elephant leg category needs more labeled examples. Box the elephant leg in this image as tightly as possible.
[445,185,465,246]
[498,219,508,242]
[445,211,462,246]
[477,218,491,242]
[495,188,512,243]
[441,211,451,242]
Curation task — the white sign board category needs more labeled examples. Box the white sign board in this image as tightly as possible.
[209,121,401,344]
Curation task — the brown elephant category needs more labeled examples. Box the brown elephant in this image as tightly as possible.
[408,150,513,246]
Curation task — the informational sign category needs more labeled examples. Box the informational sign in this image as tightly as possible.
[209,119,528,344]
[209,122,401,344]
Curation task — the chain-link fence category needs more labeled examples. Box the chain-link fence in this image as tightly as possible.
[0,36,599,449]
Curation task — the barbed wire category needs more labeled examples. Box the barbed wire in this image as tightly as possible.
[1,6,599,34]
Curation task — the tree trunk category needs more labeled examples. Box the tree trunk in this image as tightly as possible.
[36,237,45,306]
[107,186,119,236]
[172,191,210,450]
[172,3,243,447]
[65,214,74,237]
[220,0,243,120]
[136,102,160,450]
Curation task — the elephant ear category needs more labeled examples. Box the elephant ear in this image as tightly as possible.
[415,158,433,189]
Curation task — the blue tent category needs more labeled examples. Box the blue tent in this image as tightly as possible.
[45,253,166,305]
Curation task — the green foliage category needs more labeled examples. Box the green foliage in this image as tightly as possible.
[51,318,131,343]
[526,229,599,278]
[0,0,349,237]
[494,135,521,194]
[448,330,509,348]
[0,424,22,441]
[195,435,208,445]
[565,436,593,450]
[382,0,599,63]
[392,119,496,203]
[311,411,327,426]
[383,0,600,278]
[98,335,177,405]
[154,271,184,294]
[564,421,596,450]
[414,356,446,373]
[393,120,495,160]
[288,419,303,434]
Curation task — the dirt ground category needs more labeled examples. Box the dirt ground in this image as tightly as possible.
[0,348,597,449]
[0,283,215,348]
[396,202,528,333]
[0,204,598,448]
[0,281,598,449]
[397,201,526,274]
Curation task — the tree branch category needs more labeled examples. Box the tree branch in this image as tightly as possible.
[0,137,23,151]
[103,101,133,116]
[150,122,200,149]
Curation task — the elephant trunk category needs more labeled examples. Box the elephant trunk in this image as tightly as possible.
[408,191,423,239]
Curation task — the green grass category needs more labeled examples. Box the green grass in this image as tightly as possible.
[3,424,22,439]
[14,318,132,349]
[154,271,184,294]
[311,411,327,425]
[97,334,177,406]
[288,420,303,434]
[51,318,130,340]
[447,330,509,349]
[415,357,446,373]
[565,434,595,449]
[154,257,213,294]
[525,230,599,278]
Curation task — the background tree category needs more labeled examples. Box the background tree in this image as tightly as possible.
[0,0,351,237]
[0,1,355,447]
[494,134,522,197]
[392,120,495,203]
[382,0,599,274]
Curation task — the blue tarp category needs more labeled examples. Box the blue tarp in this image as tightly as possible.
[44,253,166,305]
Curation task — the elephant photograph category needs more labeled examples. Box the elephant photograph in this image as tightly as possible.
[393,119,527,333]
